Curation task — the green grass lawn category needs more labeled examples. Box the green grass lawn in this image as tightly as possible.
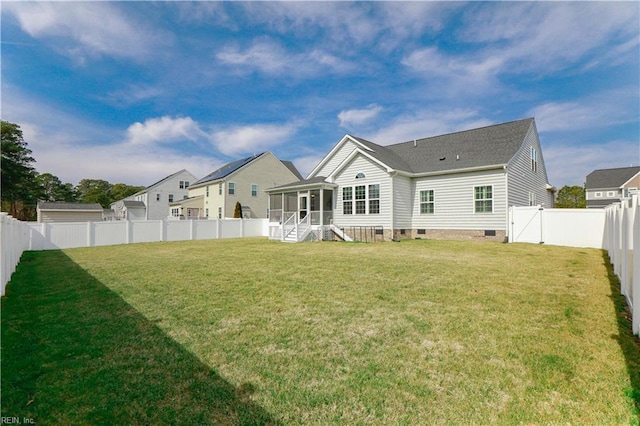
[2,238,639,424]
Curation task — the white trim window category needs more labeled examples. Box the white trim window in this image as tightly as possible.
[355,185,366,214]
[343,187,353,215]
[228,182,235,195]
[474,186,493,213]
[343,184,380,215]
[420,190,434,214]
[531,147,538,172]
[368,184,380,214]
[219,183,222,195]
[251,184,258,197]
[169,194,174,203]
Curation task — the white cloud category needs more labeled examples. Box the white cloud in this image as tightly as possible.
[338,104,383,129]
[237,2,458,50]
[2,2,169,61]
[210,123,299,157]
[126,116,207,146]
[529,89,638,132]
[1,87,218,185]
[459,2,639,74]
[543,139,640,188]
[401,47,504,96]
[102,84,164,107]
[364,109,493,145]
[216,39,355,77]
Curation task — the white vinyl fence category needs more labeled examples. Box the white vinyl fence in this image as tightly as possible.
[603,195,639,335]
[510,196,639,335]
[508,206,606,248]
[1,217,269,295]
[1,213,31,296]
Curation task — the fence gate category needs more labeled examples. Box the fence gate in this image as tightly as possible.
[509,206,543,244]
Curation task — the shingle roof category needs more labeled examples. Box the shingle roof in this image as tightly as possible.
[37,202,103,211]
[122,200,145,208]
[379,118,534,174]
[586,166,640,189]
[281,160,304,181]
[192,153,266,187]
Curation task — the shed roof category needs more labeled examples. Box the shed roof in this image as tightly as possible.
[586,166,640,189]
[37,202,103,211]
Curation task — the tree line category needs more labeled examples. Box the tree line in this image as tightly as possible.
[1,121,144,220]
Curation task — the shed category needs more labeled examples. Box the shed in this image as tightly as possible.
[36,202,104,223]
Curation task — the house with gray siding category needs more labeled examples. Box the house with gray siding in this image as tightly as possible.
[585,166,640,208]
[267,117,555,242]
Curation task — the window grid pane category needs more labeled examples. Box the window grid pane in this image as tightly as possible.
[355,185,366,200]
[420,190,434,214]
[343,187,352,200]
[474,186,493,213]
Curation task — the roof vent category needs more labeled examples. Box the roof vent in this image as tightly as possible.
[413,139,417,147]
[456,155,460,161]
[439,157,446,161]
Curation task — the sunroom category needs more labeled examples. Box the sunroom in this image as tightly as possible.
[265,177,337,242]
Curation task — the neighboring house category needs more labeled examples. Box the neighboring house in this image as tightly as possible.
[110,200,146,221]
[171,152,302,219]
[37,202,104,223]
[585,166,640,208]
[125,169,197,220]
[266,117,555,242]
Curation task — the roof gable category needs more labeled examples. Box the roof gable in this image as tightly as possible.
[586,166,640,189]
[135,169,196,195]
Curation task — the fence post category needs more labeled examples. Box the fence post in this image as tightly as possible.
[126,220,132,244]
[632,195,639,335]
[190,219,195,241]
[87,221,93,247]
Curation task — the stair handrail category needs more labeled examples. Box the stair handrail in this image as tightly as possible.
[282,212,297,241]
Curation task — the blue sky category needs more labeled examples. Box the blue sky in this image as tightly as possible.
[2,1,638,189]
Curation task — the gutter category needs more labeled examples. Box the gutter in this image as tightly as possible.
[393,163,507,178]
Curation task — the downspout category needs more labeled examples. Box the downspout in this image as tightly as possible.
[504,165,509,242]
[390,171,396,240]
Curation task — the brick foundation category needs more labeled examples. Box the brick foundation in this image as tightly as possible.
[393,228,507,242]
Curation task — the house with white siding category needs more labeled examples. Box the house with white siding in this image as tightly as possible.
[123,169,197,220]
[266,117,555,242]
[171,152,302,219]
